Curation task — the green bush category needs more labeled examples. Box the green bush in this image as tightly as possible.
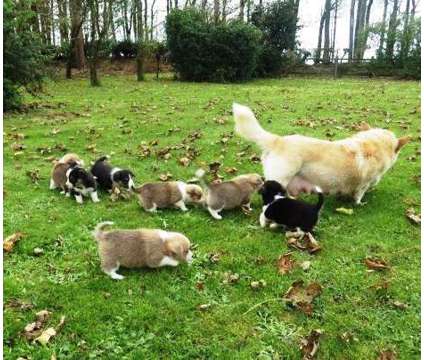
[112,40,138,58]
[4,0,47,111]
[166,9,261,82]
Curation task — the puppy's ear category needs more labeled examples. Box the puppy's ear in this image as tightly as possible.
[395,136,411,152]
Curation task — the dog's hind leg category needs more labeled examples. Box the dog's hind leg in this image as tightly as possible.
[103,265,124,280]
[208,207,223,220]
[175,200,188,212]
[263,154,300,189]
[49,178,57,190]
[354,184,370,205]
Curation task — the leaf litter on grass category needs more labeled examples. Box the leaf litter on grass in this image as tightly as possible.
[283,280,322,316]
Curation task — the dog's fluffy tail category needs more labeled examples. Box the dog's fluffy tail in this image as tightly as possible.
[233,103,277,150]
[92,221,114,241]
[195,169,209,189]
[95,155,110,163]
[315,186,324,211]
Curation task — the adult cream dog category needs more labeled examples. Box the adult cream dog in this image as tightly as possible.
[233,103,410,204]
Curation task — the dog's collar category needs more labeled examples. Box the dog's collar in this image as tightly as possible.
[110,167,121,181]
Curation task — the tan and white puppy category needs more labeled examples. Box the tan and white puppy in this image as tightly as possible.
[92,222,193,280]
[50,153,84,191]
[233,103,410,204]
[133,181,203,212]
[196,169,263,220]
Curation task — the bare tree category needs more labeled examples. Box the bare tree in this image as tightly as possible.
[348,0,356,62]
[353,0,366,61]
[331,0,338,62]
[222,0,228,21]
[400,0,411,63]
[69,0,86,71]
[136,0,145,80]
[315,6,326,63]
[144,0,148,40]
[201,0,207,10]
[322,0,332,63]
[239,0,245,20]
[213,0,219,23]
[150,0,156,40]
[57,0,69,45]
[377,0,388,56]
[386,0,399,62]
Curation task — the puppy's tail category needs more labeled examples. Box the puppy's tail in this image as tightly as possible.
[92,221,114,241]
[315,186,324,211]
[233,103,277,150]
[95,155,110,164]
[195,169,209,189]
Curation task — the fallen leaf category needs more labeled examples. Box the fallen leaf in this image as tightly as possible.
[277,252,295,275]
[392,300,408,310]
[300,261,311,271]
[34,315,65,345]
[336,207,354,215]
[364,258,389,271]
[33,247,44,256]
[23,310,51,340]
[26,169,40,184]
[283,280,322,315]
[250,280,267,290]
[208,252,220,263]
[4,298,33,311]
[222,272,240,285]
[197,304,211,311]
[250,153,261,163]
[11,143,25,151]
[4,232,24,252]
[287,232,321,254]
[209,161,221,174]
[377,350,396,360]
[300,329,322,359]
[405,208,420,225]
[179,157,191,167]
[159,173,173,181]
[195,282,205,291]
[224,167,238,174]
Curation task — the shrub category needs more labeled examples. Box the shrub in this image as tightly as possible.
[112,40,138,59]
[251,0,300,76]
[4,0,47,110]
[166,9,261,82]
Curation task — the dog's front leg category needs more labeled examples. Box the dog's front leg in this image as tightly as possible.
[175,200,188,212]
[71,189,83,204]
[90,191,100,203]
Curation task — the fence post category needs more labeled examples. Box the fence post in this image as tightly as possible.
[334,51,339,79]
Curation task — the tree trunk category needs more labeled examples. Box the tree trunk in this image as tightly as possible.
[359,0,374,58]
[174,0,178,8]
[400,0,411,64]
[136,0,144,81]
[150,0,156,40]
[315,7,325,63]
[70,0,86,69]
[58,0,69,45]
[89,2,100,86]
[323,0,331,64]
[239,0,245,21]
[348,0,356,62]
[377,0,388,57]
[144,0,148,40]
[386,0,399,63]
[214,0,219,23]
[331,0,338,62]
[353,0,366,61]
[201,0,207,10]
[222,0,227,21]
[167,0,170,14]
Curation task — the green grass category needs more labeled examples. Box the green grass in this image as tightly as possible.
[4,74,420,359]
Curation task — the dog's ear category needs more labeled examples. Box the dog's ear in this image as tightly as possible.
[395,136,411,152]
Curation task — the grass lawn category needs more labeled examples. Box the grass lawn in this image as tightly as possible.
[3,74,420,359]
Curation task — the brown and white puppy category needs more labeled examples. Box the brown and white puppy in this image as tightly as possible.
[92,222,193,280]
[58,153,84,166]
[233,103,410,205]
[133,181,203,212]
[196,169,264,220]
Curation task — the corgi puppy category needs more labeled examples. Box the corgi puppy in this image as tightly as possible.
[58,153,84,166]
[233,103,410,204]
[259,180,324,232]
[133,181,203,212]
[196,169,263,220]
[91,156,135,192]
[92,222,193,280]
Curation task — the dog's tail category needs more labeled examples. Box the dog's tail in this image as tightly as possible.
[233,103,277,150]
[95,155,109,164]
[315,186,324,211]
[195,169,209,190]
[92,221,114,241]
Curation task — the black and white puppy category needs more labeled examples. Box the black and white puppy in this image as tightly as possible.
[259,180,324,232]
[65,165,99,204]
[91,156,135,192]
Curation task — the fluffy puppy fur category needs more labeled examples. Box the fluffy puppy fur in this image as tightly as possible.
[259,180,324,232]
[93,221,193,280]
[65,165,99,204]
[196,169,264,220]
[133,181,203,212]
[233,103,410,204]
[91,156,135,192]
[58,153,84,166]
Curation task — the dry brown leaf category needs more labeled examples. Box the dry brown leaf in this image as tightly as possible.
[159,173,173,181]
[392,300,408,310]
[179,157,191,167]
[283,280,322,315]
[405,208,421,225]
[34,315,65,345]
[250,280,266,290]
[26,169,40,184]
[364,258,389,271]
[11,143,25,151]
[287,232,321,254]
[209,161,221,173]
[23,310,51,340]
[4,232,24,253]
[222,272,240,285]
[197,304,211,311]
[277,252,295,275]
[300,329,322,359]
[4,298,33,311]
[336,207,354,215]
[377,350,396,360]
[224,167,238,174]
